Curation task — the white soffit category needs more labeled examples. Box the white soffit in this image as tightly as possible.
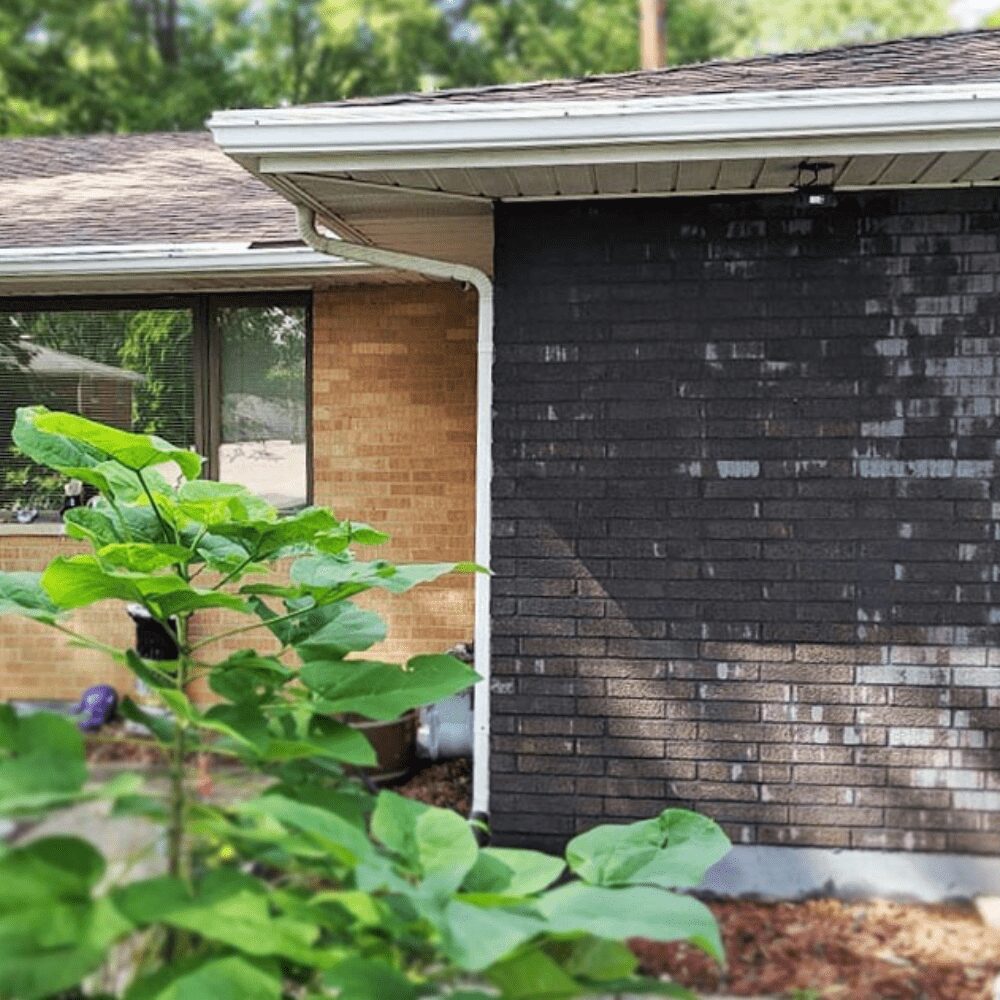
[210,82,1000,267]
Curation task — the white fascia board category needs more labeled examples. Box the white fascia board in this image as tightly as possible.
[0,242,366,279]
[209,82,1000,172]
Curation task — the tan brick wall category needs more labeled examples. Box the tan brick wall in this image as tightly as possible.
[0,281,478,701]
[311,284,478,662]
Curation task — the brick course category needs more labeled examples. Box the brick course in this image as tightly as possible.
[0,283,478,701]
[491,191,1000,854]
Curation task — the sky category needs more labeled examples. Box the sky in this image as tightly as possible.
[952,0,996,26]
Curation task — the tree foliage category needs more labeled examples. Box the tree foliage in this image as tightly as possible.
[0,407,731,998]
[0,0,958,138]
[726,0,952,57]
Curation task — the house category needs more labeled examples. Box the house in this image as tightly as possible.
[9,28,1000,897]
[0,130,478,712]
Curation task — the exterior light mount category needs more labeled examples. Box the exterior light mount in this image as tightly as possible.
[794,160,838,209]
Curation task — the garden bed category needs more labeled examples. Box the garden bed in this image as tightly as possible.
[79,741,1000,1000]
[633,897,1000,1000]
[397,757,471,815]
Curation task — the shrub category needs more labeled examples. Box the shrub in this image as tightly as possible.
[0,407,730,999]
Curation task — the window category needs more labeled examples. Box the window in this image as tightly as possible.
[0,294,310,516]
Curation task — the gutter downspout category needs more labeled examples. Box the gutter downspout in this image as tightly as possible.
[296,206,494,827]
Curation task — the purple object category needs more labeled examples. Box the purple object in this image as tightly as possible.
[73,685,118,732]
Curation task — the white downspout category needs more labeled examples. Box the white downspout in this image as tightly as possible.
[296,206,494,824]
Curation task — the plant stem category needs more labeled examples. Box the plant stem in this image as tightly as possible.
[188,602,319,652]
[51,622,126,659]
[210,551,259,592]
[136,469,175,544]
[166,613,191,887]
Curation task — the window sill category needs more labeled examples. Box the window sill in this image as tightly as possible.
[0,522,66,537]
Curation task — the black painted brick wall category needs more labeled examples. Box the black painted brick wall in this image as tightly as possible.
[490,191,1000,854]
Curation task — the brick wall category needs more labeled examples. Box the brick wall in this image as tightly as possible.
[311,284,478,661]
[491,191,1000,854]
[0,282,478,701]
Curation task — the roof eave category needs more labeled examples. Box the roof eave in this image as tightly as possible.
[209,81,1000,171]
[0,242,365,280]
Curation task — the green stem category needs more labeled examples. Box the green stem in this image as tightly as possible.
[166,614,192,888]
[136,469,174,544]
[210,551,258,592]
[189,602,319,653]
[51,622,125,659]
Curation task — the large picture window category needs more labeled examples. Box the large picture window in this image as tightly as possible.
[0,293,310,516]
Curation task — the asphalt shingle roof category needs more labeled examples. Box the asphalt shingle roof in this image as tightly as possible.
[332,28,1000,106]
[4,30,1000,252]
[0,130,298,250]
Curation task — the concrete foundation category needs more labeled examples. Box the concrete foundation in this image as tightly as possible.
[702,844,1000,902]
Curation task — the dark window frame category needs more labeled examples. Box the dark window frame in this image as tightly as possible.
[0,290,314,505]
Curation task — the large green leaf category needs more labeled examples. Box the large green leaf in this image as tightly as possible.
[208,507,339,564]
[301,654,479,720]
[0,572,62,623]
[565,809,731,890]
[33,409,202,480]
[578,982,695,998]
[114,869,319,964]
[0,707,88,814]
[291,557,481,598]
[11,406,111,494]
[371,792,479,895]
[442,899,545,972]
[297,716,378,766]
[0,837,130,1000]
[236,793,373,867]
[559,937,638,982]
[97,542,193,573]
[321,958,416,1000]
[463,848,565,897]
[209,651,293,704]
[485,947,581,1000]
[41,555,252,617]
[125,955,281,1000]
[536,883,724,963]
[62,507,123,549]
[293,602,387,661]
[176,480,276,528]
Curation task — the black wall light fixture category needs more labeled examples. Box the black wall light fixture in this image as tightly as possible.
[794,160,838,208]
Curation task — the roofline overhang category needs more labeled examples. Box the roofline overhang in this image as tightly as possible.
[0,242,366,281]
[209,81,1000,173]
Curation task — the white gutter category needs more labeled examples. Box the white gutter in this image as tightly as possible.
[210,81,1000,170]
[294,206,494,826]
[0,242,367,279]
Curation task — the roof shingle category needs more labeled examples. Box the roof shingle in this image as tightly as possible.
[331,28,1000,106]
[0,131,298,250]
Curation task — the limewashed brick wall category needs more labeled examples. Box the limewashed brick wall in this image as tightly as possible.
[491,191,1000,854]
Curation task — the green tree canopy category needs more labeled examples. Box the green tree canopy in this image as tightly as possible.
[727,0,953,57]
[0,0,960,137]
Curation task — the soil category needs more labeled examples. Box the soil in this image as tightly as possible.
[85,723,168,766]
[397,757,471,815]
[84,722,232,771]
[632,897,1000,999]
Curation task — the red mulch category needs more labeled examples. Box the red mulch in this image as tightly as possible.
[632,897,1000,999]
[397,757,471,815]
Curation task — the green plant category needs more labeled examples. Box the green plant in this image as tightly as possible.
[0,406,731,999]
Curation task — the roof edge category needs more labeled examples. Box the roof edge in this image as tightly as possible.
[0,242,364,279]
[209,81,1000,171]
